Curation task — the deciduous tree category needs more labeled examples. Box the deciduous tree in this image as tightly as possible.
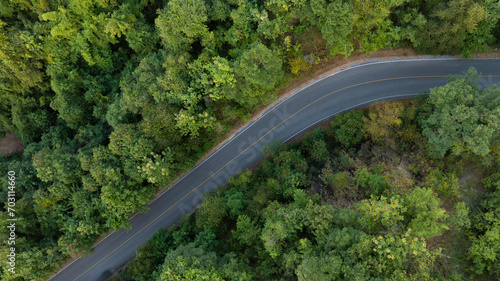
[364,100,404,141]
[422,68,500,158]
[331,110,365,149]
[234,41,283,108]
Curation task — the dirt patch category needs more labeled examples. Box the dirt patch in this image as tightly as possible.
[0,132,23,156]
[456,160,489,205]
[472,49,500,58]
[459,171,474,186]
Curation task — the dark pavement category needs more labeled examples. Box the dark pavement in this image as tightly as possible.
[49,58,500,281]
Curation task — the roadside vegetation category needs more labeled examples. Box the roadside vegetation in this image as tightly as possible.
[0,0,499,280]
[117,70,500,280]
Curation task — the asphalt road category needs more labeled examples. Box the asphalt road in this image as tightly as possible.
[49,58,500,281]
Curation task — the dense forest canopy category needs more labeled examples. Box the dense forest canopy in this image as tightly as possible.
[0,0,499,280]
[117,71,500,281]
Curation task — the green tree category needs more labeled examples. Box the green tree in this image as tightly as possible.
[451,201,471,230]
[234,41,284,108]
[315,227,372,279]
[105,1,159,54]
[156,243,225,281]
[100,177,154,230]
[175,109,218,138]
[304,201,335,237]
[261,203,307,258]
[223,1,260,50]
[468,222,500,276]
[40,0,117,70]
[406,0,500,57]
[331,110,365,149]
[404,187,448,239]
[425,168,460,198]
[140,103,182,152]
[0,19,48,93]
[364,100,404,141]
[367,228,440,279]
[108,124,154,161]
[258,0,307,40]
[196,196,228,230]
[468,173,500,276]
[5,99,53,142]
[302,129,329,162]
[352,0,409,53]
[155,0,210,53]
[232,214,261,246]
[354,167,390,196]
[120,229,173,281]
[32,147,81,185]
[119,52,165,114]
[188,55,237,103]
[228,170,253,190]
[422,68,500,158]
[80,144,156,230]
[296,254,342,281]
[357,195,407,233]
[48,64,90,129]
[223,188,247,219]
[310,0,354,56]
[262,148,308,197]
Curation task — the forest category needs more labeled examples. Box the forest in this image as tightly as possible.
[0,0,499,280]
[115,70,500,280]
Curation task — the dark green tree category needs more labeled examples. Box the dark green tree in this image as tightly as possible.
[155,0,210,53]
[234,41,284,108]
[196,196,228,230]
[331,110,365,149]
[422,68,500,158]
[310,0,354,56]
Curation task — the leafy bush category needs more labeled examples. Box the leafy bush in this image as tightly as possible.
[468,174,500,276]
[195,196,228,230]
[404,187,449,239]
[354,167,391,196]
[320,171,351,190]
[331,110,365,149]
[364,101,404,142]
[302,129,329,162]
[425,168,460,198]
[357,195,407,233]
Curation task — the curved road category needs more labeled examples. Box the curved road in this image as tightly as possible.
[50,58,500,281]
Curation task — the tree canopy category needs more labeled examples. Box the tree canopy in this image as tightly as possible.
[422,68,500,158]
[1,0,500,279]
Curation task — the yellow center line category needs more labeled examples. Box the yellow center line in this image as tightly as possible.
[73,74,500,281]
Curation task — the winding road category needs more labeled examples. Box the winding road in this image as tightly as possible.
[49,58,500,281]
